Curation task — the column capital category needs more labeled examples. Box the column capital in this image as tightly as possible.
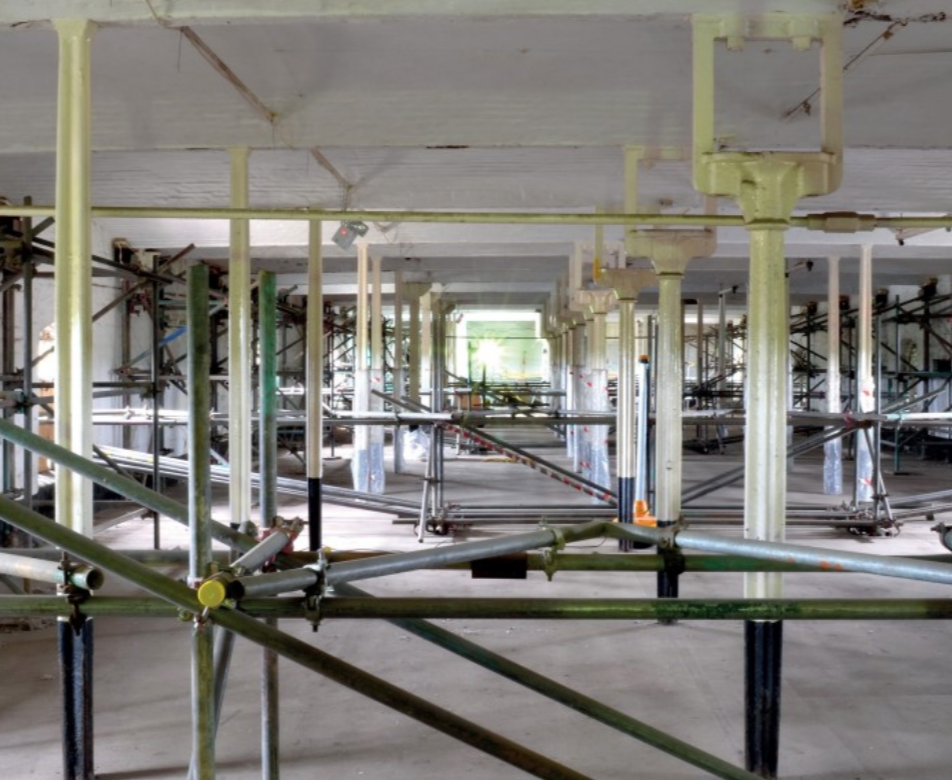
[575,289,615,318]
[628,228,716,274]
[599,268,656,303]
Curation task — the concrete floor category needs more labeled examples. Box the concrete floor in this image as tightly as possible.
[2,434,952,779]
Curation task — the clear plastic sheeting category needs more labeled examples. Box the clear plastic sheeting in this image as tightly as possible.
[350,370,385,494]
[369,370,386,494]
[582,368,611,503]
[404,428,430,461]
[823,437,843,495]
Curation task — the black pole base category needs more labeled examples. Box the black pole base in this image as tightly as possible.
[745,619,783,779]
[656,520,680,623]
[308,477,322,551]
[58,616,94,780]
[616,476,651,552]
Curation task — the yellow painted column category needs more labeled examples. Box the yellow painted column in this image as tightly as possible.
[54,19,96,538]
[228,148,252,530]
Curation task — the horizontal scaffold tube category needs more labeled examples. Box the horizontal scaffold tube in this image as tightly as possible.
[325,521,606,585]
[318,598,952,621]
[3,596,952,622]
[13,547,951,574]
[0,551,103,591]
[609,524,952,587]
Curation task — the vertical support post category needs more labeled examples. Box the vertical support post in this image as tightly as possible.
[351,244,371,492]
[306,222,323,551]
[408,288,421,405]
[580,292,613,496]
[695,299,704,387]
[259,271,278,529]
[2,270,15,494]
[149,252,163,549]
[420,290,432,408]
[54,18,96,538]
[824,256,843,495]
[368,255,385,493]
[431,301,446,509]
[257,270,280,780]
[743,223,788,780]
[563,321,576,456]
[54,21,96,779]
[228,147,252,529]
[187,264,215,780]
[58,616,94,780]
[602,269,654,552]
[22,203,34,511]
[655,270,687,600]
[855,245,874,503]
[634,356,651,508]
[616,300,637,545]
[570,321,585,471]
[392,271,405,473]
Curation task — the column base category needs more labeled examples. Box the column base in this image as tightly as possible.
[59,616,94,780]
[745,619,783,779]
[616,476,650,552]
[307,477,322,551]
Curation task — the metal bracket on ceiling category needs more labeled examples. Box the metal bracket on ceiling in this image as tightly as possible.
[692,13,845,215]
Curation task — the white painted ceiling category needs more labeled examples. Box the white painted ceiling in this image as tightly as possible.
[1,1,951,308]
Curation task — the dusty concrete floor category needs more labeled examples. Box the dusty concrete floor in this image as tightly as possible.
[2,434,952,779]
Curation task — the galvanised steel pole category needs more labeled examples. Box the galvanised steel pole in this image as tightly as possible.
[257,269,280,780]
[607,522,952,586]
[601,268,654,551]
[306,221,323,551]
[187,264,216,780]
[392,270,405,473]
[326,521,605,585]
[229,147,253,531]
[0,551,102,591]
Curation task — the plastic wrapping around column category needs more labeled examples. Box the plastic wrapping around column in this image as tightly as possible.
[367,256,386,493]
[582,368,611,502]
[563,327,575,454]
[855,246,874,503]
[571,324,586,472]
[744,228,789,603]
[824,257,843,495]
